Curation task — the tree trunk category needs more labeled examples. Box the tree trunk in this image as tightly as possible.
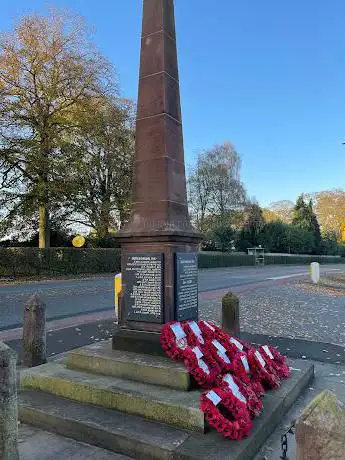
[39,204,50,248]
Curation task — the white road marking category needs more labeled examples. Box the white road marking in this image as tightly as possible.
[267,273,306,280]
[267,268,342,281]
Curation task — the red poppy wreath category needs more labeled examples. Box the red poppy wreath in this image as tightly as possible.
[198,320,224,341]
[183,345,220,389]
[258,344,290,380]
[248,348,280,390]
[200,388,252,440]
[182,320,206,347]
[206,338,235,373]
[160,321,189,361]
[218,373,263,419]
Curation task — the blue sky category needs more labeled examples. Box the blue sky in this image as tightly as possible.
[2,0,345,206]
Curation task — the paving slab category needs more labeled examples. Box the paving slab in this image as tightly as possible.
[66,340,191,390]
[18,424,131,460]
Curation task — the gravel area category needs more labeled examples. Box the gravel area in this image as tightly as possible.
[199,278,345,347]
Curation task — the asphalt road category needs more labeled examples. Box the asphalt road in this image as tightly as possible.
[1,263,344,331]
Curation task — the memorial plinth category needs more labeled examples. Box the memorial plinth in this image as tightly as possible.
[113,0,200,353]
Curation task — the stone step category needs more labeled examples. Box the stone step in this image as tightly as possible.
[19,390,189,460]
[20,361,204,432]
[65,341,191,390]
[19,359,315,460]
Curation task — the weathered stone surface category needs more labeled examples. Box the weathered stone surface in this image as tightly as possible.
[18,359,314,460]
[19,390,189,460]
[0,341,19,460]
[20,361,204,432]
[23,293,47,367]
[296,389,345,460]
[221,292,240,338]
[66,340,192,390]
[117,0,198,240]
[18,423,131,460]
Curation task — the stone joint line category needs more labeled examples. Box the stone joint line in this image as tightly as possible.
[142,29,176,42]
[136,112,182,125]
[140,70,179,84]
[135,156,185,165]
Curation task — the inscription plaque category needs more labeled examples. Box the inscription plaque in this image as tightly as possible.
[124,253,164,323]
[175,252,198,321]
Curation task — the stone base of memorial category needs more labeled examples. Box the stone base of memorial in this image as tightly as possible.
[112,240,199,356]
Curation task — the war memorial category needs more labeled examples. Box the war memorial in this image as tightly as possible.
[14,1,314,458]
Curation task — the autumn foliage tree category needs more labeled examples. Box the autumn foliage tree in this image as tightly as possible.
[66,97,135,238]
[0,10,116,247]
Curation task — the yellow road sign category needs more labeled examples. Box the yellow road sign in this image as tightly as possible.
[72,235,86,248]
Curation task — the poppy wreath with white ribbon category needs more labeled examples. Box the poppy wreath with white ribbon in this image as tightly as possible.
[183,345,220,389]
[258,345,290,380]
[230,352,252,384]
[206,338,235,373]
[232,352,265,398]
[219,333,255,357]
[198,320,223,341]
[200,388,252,440]
[182,320,206,347]
[248,349,280,390]
[160,321,189,361]
[218,373,263,419]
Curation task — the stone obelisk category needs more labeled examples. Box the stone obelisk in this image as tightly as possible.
[113,0,200,355]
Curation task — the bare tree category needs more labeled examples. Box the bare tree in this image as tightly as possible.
[187,152,214,232]
[0,10,116,247]
[268,200,294,224]
[188,142,247,232]
[207,142,247,223]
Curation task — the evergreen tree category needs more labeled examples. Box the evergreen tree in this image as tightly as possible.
[308,200,322,253]
[292,195,310,230]
[292,195,321,253]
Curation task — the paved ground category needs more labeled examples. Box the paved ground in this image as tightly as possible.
[254,359,345,460]
[0,264,343,330]
[2,264,345,365]
[18,424,131,460]
[200,277,345,347]
[4,265,345,459]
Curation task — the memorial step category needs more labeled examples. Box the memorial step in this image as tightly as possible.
[65,340,192,390]
[19,359,315,460]
[19,390,189,460]
[20,361,204,432]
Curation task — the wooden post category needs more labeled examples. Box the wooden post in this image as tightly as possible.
[0,341,19,460]
[221,292,240,338]
[23,293,47,367]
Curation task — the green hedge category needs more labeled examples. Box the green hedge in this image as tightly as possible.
[199,252,343,268]
[0,248,343,278]
[264,255,343,265]
[0,248,121,277]
[198,252,255,268]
